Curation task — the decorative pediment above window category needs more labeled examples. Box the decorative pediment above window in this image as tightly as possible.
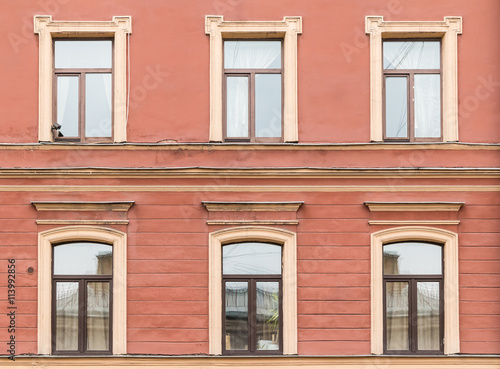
[202,201,303,225]
[365,201,464,225]
[32,201,134,225]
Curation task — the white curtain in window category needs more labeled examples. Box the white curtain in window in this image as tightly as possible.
[414,74,441,137]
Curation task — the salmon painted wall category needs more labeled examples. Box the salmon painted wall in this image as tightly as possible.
[0,0,499,143]
[0,177,498,355]
[0,0,498,359]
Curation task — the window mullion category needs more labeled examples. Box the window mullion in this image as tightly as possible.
[410,278,418,353]
[409,73,414,141]
[249,72,255,142]
[80,72,86,141]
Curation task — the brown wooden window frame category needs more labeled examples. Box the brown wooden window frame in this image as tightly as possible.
[52,39,114,143]
[383,242,444,355]
[51,242,113,356]
[223,39,284,143]
[222,242,283,355]
[382,39,442,142]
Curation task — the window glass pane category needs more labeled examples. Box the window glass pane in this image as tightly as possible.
[223,242,282,275]
[225,281,248,350]
[87,282,110,351]
[55,281,79,351]
[415,74,441,137]
[85,73,112,137]
[385,76,408,138]
[55,40,112,69]
[417,281,440,351]
[383,41,440,69]
[224,41,281,69]
[256,282,280,351]
[255,74,281,137]
[54,242,112,275]
[383,242,442,275]
[386,281,409,351]
[57,75,79,137]
[226,76,249,137]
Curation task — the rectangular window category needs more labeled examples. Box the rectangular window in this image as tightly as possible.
[53,40,113,142]
[383,40,441,141]
[223,41,283,142]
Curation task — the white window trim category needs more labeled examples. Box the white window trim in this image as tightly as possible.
[371,226,460,355]
[34,15,132,142]
[365,16,462,142]
[208,226,297,355]
[205,15,302,143]
[38,226,127,355]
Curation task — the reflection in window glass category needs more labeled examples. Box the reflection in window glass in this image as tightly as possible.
[417,281,440,351]
[255,74,281,138]
[55,282,79,351]
[87,282,110,351]
[383,242,442,275]
[383,41,440,70]
[225,281,248,350]
[414,74,441,138]
[385,77,408,138]
[224,41,281,69]
[55,40,112,69]
[57,76,79,137]
[226,76,249,137]
[54,242,112,275]
[386,281,409,351]
[223,242,282,275]
[85,73,112,138]
[256,281,280,351]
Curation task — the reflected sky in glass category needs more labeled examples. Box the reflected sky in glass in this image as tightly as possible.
[57,75,79,137]
[385,76,407,138]
[55,40,112,69]
[383,242,442,275]
[226,76,249,137]
[223,242,281,275]
[224,41,281,69]
[255,74,281,137]
[85,73,112,137]
[54,242,112,275]
[383,41,440,70]
[414,74,441,138]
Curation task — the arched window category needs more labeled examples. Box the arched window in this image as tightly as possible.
[52,242,113,354]
[222,242,282,354]
[208,226,297,355]
[383,241,443,354]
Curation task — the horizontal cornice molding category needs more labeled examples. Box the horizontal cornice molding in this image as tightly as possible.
[32,201,134,212]
[2,167,499,179]
[2,185,498,193]
[36,220,129,225]
[203,201,303,212]
[0,142,498,151]
[365,202,465,212]
[2,355,500,368]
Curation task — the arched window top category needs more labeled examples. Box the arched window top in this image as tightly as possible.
[223,242,282,275]
[53,242,112,275]
[383,241,442,275]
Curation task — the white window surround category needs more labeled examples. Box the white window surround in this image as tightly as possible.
[38,226,127,355]
[365,16,462,142]
[209,226,297,355]
[205,15,302,143]
[371,226,459,355]
[34,15,132,143]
